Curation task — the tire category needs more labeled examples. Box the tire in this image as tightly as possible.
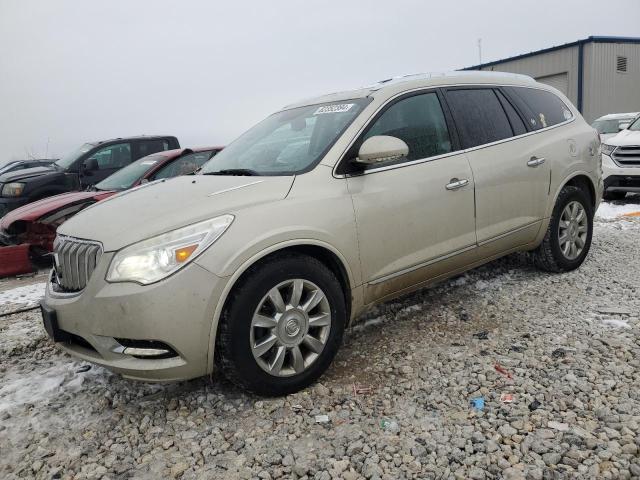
[532,185,593,273]
[602,190,626,201]
[216,253,346,396]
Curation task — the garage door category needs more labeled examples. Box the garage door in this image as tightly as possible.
[535,73,569,96]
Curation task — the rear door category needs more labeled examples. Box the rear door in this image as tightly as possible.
[342,90,477,303]
[444,87,551,253]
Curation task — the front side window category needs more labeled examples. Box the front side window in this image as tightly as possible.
[507,87,573,130]
[153,150,216,180]
[200,99,369,176]
[91,143,132,170]
[361,92,452,163]
[446,89,514,148]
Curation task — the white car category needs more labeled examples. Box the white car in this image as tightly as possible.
[601,116,640,200]
[42,72,602,395]
[592,112,638,142]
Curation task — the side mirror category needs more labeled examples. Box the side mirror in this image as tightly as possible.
[139,178,149,184]
[619,123,630,131]
[355,135,409,165]
[83,157,98,171]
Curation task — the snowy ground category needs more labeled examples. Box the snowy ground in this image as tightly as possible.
[0,198,639,479]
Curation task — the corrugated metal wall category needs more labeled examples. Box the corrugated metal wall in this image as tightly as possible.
[583,42,640,122]
[479,46,580,108]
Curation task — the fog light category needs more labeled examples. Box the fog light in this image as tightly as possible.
[122,347,171,358]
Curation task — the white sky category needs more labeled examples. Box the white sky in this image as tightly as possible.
[1,0,639,164]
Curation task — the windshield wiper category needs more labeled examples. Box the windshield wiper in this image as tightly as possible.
[203,168,258,176]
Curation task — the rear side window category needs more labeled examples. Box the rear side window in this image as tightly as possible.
[496,90,527,136]
[446,89,514,149]
[136,140,170,159]
[361,92,452,163]
[507,87,573,129]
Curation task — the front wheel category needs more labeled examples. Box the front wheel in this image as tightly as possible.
[532,185,593,272]
[216,253,346,396]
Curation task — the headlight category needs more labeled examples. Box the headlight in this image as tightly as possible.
[601,144,616,156]
[1,182,25,197]
[106,215,234,284]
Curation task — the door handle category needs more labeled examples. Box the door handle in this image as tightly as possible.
[527,156,546,167]
[445,178,469,190]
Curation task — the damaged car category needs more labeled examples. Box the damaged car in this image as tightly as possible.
[0,135,180,218]
[0,147,221,277]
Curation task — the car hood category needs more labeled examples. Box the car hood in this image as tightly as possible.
[0,165,57,183]
[58,175,295,251]
[0,190,114,228]
[607,129,640,146]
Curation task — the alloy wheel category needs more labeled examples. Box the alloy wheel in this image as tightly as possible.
[558,200,588,260]
[250,279,331,377]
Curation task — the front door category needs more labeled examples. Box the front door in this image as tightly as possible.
[343,91,477,303]
[81,142,133,185]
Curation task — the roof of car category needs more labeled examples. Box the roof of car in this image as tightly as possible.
[86,135,178,146]
[595,112,639,121]
[284,71,537,109]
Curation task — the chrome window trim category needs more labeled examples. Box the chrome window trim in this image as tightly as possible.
[332,83,576,178]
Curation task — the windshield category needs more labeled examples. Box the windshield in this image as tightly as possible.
[629,117,640,131]
[55,143,94,170]
[0,161,20,175]
[200,99,369,175]
[95,154,164,191]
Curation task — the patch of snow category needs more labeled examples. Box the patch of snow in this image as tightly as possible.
[596,201,640,219]
[0,359,110,413]
[602,319,631,329]
[0,282,46,307]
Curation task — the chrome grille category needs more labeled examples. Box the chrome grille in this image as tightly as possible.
[52,235,102,292]
[612,145,640,167]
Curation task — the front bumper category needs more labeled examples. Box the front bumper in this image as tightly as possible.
[0,197,29,219]
[602,154,640,193]
[43,255,228,382]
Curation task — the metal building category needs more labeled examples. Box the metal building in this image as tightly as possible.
[463,36,640,123]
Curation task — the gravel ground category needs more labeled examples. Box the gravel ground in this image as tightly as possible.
[0,200,639,480]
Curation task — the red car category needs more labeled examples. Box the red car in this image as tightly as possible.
[0,147,221,275]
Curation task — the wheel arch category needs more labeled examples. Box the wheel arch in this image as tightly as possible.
[205,239,356,375]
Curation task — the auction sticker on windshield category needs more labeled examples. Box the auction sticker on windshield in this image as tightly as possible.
[314,104,354,115]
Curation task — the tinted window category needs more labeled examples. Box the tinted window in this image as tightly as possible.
[508,87,572,129]
[90,143,132,170]
[496,90,527,136]
[446,89,513,148]
[153,150,216,180]
[137,140,169,159]
[362,92,452,164]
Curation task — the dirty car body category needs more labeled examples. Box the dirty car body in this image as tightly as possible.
[43,72,602,395]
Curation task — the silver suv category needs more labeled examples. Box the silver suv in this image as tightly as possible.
[42,72,602,395]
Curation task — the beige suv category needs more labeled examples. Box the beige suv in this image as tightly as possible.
[42,72,602,395]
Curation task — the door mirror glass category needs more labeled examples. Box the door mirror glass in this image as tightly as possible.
[83,157,99,171]
[619,122,630,131]
[355,135,409,165]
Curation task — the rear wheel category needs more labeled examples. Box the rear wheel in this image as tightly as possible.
[216,253,346,396]
[532,185,593,272]
[602,190,626,201]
